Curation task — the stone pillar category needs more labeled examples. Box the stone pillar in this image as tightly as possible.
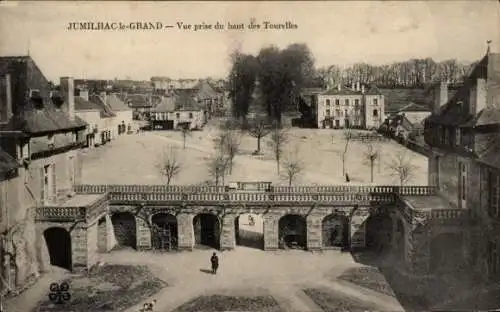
[307,214,323,251]
[135,216,151,251]
[71,226,88,272]
[177,213,194,251]
[263,214,280,250]
[350,208,369,250]
[105,213,116,251]
[220,214,236,251]
[97,217,107,252]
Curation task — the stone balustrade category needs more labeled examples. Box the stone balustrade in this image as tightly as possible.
[75,184,437,196]
[430,209,470,220]
[35,206,86,221]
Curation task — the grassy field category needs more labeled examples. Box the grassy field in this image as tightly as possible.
[34,265,167,312]
[81,123,428,186]
[302,288,375,312]
[172,295,284,312]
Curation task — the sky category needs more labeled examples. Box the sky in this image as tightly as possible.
[0,1,499,82]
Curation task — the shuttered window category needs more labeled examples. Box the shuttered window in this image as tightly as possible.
[51,164,56,201]
[489,171,500,220]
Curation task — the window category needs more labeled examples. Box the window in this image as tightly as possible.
[354,99,359,106]
[335,109,340,117]
[456,128,461,147]
[345,99,349,106]
[489,171,500,219]
[29,89,41,98]
[326,99,331,106]
[189,112,193,119]
[344,109,348,117]
[68,156,75,186]
[373,109,378,117]
[326,109,330,117]
[335,99,340,106]
[176,113,180,119]
[72,132,77,143]
[373,98,378,106]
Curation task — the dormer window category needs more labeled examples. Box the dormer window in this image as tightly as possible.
[29,89,44,109]
[47,134,55,148]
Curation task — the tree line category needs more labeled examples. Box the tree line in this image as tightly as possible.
[317,58,478,89]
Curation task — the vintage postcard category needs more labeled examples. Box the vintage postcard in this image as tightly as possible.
[0,1,499,311]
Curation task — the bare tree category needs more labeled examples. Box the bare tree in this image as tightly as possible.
[156,147,182,185]
[246,116,271,154]
[207,152,230,186]
[364,142,380,183]
[342,128,353,176]
[268,123,289,174]
[282,146,304,186]
[214,128,241,174]
[387,151,418,187]
[178,122,191,149]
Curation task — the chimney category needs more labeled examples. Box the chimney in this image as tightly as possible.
[361,85,365,94]
[337,84,341,91]
[351,82,355,91]
[78,88,89,101]
[2,74,13,122]
[100,91,108,107]
[433,80,448,114]
[60,77,75,120]
[356,82,360,92]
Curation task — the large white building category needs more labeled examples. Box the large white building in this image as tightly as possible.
[308,82,385,130]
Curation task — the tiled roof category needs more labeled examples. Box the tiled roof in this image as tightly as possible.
[0,56,87,134]
[89,95,116,118]
[0,148,20,174]
[478,141,500,168]
[380,87,458,113]
[105,94,131,112]
[175,93,201,111]
[154,96,176,113]
[75,97,101,111]
[398,102,430,112]
[322,88,362,96]
[126,94,152,108]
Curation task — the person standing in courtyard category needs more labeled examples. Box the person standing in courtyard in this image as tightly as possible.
[210,252,219,275]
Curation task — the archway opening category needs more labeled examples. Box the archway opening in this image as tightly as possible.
[322,214,348,249]
[111,212,137,249]
[44,227,72,270]
[235,213,264,249]
[278,214,307,250]
[365,213,393,253]
[152,213,178,251]
[430,233,464,274]
[193,213,220,249]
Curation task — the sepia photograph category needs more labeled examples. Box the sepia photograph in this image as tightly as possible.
[0,1,499,311]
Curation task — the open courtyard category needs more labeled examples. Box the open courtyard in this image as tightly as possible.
[80,123,428,186]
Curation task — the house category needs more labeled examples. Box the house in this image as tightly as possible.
[0,56,101,292]
[93,92,133,137]
[306,82,385,130]
[74,88,102,148]
[396,102,432,126]
[424,48,500,280]
[124,93,153,119]
[151,93,205,130]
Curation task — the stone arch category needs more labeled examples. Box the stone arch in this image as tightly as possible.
[43,227,72,270]
[234,213,264,249]
[430,232,465,273]
[111,212,137,249]
[151,213,178,250]
[365,212,393,252]
[193,213,220,249]
[322,214,348,249]
[278,214,307,250]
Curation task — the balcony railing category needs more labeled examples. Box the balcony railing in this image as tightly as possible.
[75,184,437,196]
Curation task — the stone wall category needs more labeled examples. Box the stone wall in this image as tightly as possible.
[306,214,323,250]
[220,214,236,250]
[177,213,194,250]
[86,221,99,269]
[136,216,151,250]
[71,226,87,272]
